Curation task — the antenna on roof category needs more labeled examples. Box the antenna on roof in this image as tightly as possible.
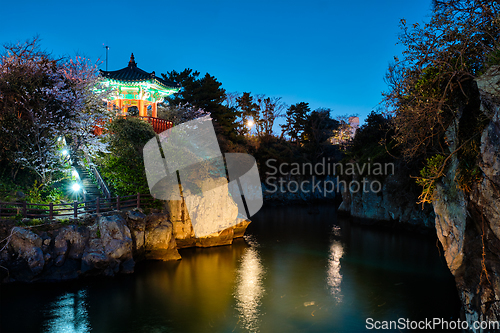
[103,44,109,71]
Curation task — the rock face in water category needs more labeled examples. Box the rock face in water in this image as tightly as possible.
[165,177,250,248]
[432,67,500,327]
[338,174,435,228]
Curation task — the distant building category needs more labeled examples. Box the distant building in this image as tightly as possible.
[330,116,360,146]
[348,116,359,137]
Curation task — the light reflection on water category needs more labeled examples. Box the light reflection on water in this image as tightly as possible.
[234,236,265,332]
[327,240,344,302]
[0,205,462,333]
[43,289,90,333]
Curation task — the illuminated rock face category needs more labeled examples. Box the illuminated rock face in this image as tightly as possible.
[165,177,251,248]
[432,66,500,327]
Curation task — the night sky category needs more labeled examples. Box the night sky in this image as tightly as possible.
[0,0,433,123]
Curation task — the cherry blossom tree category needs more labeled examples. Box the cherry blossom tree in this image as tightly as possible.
[0,38,110,185]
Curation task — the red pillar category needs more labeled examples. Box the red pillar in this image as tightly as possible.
[152,102,157,118]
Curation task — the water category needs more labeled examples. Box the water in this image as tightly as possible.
[0,205,461,332]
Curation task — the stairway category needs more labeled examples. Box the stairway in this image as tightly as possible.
[74,165,102,203]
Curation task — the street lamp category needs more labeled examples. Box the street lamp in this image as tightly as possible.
[72,183,81,192]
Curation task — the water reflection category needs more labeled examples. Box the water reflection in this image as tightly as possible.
[327,225,344,302]
[43,289,90,333]
[234,236,265,332]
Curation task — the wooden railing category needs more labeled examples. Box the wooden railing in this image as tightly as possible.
[93,116,173,135]
[0,193,157,220]
[83,152,111,199]
[135,116,173,133]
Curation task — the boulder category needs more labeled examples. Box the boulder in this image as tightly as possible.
[98,215,133,261]
[9,227,44,275]
[125,210,147,256]
[53,225,89,266]
[144,213,181,261]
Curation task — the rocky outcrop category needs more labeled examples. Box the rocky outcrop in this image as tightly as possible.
[0,206,250,283]
[338,174,435,228]
[432,67,500,329]
[165,177,250,248]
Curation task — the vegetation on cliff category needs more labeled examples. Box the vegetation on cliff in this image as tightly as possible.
[384,0,500,202]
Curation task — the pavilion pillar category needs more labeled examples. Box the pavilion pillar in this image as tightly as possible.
[152,102,157,118]
[138,99,145,117]
[118,99,123,116]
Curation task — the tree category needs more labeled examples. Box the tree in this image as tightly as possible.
[236,92,258,136]
[302,108,339,158]
[384,0,500,159]
[0,38,109,185]
[256,95,286,137]
[98,117,156,195]
[280,102,310,144]
[331,114,356,149]
[162,69,238,140]
[157,102,210,126]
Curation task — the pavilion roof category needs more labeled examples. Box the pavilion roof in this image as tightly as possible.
[99,53,180,91]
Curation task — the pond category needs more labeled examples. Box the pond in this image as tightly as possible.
[0,205,461,332]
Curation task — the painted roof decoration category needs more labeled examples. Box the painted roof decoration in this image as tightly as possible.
[100,53,180,89]
[99,54,180,103]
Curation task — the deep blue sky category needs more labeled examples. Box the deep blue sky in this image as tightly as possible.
[0,0,433,123]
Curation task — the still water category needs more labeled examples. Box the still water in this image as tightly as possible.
[1,205,461,332]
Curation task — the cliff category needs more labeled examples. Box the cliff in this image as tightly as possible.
[433,66,500,328]
[338,173,435,229]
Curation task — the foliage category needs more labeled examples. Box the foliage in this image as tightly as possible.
[161,69,238,140]
[415,154,447,203]
[349,111,393,163]
[0,38,109,187]
[384,0,500,159]
[302,108,339,160]
[280,102,310,144]
[98,118,156,196]
[156,102,210,126]
[25,180,65,204]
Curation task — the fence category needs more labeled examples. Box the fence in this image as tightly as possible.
[0,193,156,220]
[93,116,173,135]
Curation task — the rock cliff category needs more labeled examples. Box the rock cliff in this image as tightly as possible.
[432,66,500,329]
[338,173,435,228]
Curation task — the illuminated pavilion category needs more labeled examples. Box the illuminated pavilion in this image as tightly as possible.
[99,54,180,118]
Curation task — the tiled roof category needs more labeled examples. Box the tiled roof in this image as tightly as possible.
[99,53,180,89]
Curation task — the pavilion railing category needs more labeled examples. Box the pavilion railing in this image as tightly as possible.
[0,193,157,220]
[135,116,173,133]
[93,116,173,135]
